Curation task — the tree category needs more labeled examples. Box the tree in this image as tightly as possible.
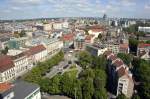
[117,53,132,65]
[19,30,26,37]
[78,51,92,69]
[98,33,102,40]
[92,55,107,70]
[132,59,150,99]
[84,29,89,35]
[39,78,51,92]
[129,38,139,53]
[48,75,61,94]
[79,68,95,79]
[94,69,107,89]
[1,46,9,55]
[145,40,150,44]
[93,89,107,99]
[82,77,94,99]
[117,94,127,99]
[132,94,140,99]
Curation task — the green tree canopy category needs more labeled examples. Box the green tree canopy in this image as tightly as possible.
[117,94,127,99]
[82,77,94,99]
[117,53,132,66]
[78,51,92,69]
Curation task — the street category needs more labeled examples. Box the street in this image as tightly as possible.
[44,49,81,79]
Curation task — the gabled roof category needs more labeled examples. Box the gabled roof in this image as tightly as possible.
[90,29,104,32]
[138,43,150,48]
[0,55,14,72]
[63,33,74,41]
[113,59,124,67]
[26,45,46,56]
[103,51,112,56]
[117,66,126,77]
[109,54,117,61]
[0,81,40,99]
[0,82,12,93]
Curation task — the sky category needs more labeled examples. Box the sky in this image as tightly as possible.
[0,0,150,20]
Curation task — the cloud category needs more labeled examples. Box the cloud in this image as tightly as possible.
[145,4,150,9]
[120,0,136,6]
[0,0,149,19]
[109,0,136,7]
[11,6,21,10]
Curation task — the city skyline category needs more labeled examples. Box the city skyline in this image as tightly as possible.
[0,0,150,20]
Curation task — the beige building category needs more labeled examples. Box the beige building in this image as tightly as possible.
[26,45,48,65]
[0,55,15,83]
[104,51,134,98]
[11,52,29,78]
[43,23,52,31]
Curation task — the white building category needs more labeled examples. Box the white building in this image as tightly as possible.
[138,26,150,33]
[26,45,48,64]
[88,29,104,39]
[62,21,69,28]
[104,43,120,54]
[41,38,63,56]
[104,51,134,98]
[0,55,15,83]
[11,52,29,77]
[86,44,108,56]
[43,23,52,31]
[53,22,63,30]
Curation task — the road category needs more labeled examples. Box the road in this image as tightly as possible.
[44,49,80,79]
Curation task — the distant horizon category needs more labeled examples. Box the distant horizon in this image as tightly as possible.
[1,16,150,21]
[0,0,150,20]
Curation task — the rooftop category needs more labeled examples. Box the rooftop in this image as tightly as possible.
[0,81,40,99]
[0,55,14,72]
[26,44,46,56]
[0,83,12,93]
[138,43,150,48]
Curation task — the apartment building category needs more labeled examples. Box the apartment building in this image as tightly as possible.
[11,52,29,78]
[0,81,41,99]
[86,44,108,56]
[138,26,150,33]
[137,43,150,60]
[26,45,47,64]
[104,51,134,98]
[52,22,63,30]
[104,43,120,54]
[0,55,15,83]
[41,38,63,56]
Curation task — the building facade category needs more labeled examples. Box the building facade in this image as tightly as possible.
[0,81,41,99]
[11,52,29,78]
[0,55,15,83]
[104,51,134,98]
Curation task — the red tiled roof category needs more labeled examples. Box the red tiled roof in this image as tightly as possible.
[90,29,104,32]
[88,25,104,29]
[109,54,117,61]
[85,35,92,40]
[26,45,46,56]
[63,33,74,41]
[0,82,12,92]
[119,43,129,49]
[103,51,112,56]
[0,55,14,72]
[117,67,126,77]
[113,59,124,67]
[138,43,150,48]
